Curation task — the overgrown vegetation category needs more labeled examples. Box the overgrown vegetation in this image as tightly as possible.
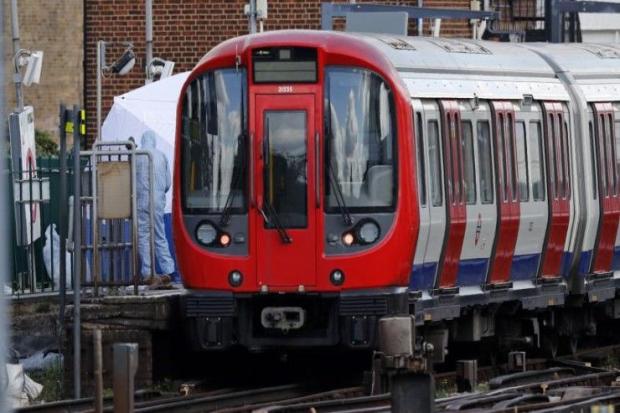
[28,362,63,402]
[35,130,58,156]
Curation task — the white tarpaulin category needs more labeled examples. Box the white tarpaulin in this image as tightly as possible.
[102,72,190,212]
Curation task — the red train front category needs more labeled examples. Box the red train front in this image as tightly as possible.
[173,31,418,351]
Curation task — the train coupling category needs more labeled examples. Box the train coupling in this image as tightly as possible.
[261,306,306,331]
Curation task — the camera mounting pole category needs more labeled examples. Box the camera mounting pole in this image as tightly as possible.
[96,41,135,141]
[10,0,23,111]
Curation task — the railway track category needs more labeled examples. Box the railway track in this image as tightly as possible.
[19,344,620,413]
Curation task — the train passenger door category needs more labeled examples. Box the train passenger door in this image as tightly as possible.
[255,94,317,288]
[591,103,620,274]
[456,101,496,286]
[539,102,571,279]
[436,100,466,289]
[487,101,520,285]
[511,104,549,281]
[411,100,446,291]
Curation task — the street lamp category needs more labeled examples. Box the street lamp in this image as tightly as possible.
[96,41,136,141]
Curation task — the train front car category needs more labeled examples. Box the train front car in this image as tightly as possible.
[174,31,417,351]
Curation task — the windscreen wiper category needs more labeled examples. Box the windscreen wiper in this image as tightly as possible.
[219,132,247,226]
[327,161,353,226]
[262,201,292,244]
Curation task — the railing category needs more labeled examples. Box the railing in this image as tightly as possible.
[9,156,75,295]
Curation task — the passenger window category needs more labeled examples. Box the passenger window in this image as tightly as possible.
[562,120,570,199]
[416,112,427,207]
[515,121,529,202]
[498,114,507,201]
[599,116,608,197]
[477,121,493,204]
[589,121,597,200]
[507,113,517,201]
[428,120,443,207]
[605,115,613,196]
[529,121,545,202]
[461,121,476,204]
[548,114,557,199]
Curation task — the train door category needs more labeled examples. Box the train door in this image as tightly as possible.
[487,101,520,285]
[511,103,549,281]
[255,94,317,288]
[411,100,446,291]
[436,100,466,289]
[590,103,620,274]
[457,101,496,286]
[539,102,571,278]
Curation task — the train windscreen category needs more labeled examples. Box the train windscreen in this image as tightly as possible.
[324,67,396,212]
[181,68,247,213]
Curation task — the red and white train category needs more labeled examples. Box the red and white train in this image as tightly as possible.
[174,30,620,356]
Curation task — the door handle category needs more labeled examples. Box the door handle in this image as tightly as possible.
[315,132,320,209]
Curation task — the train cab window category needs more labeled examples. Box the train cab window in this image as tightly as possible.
[507,113,517,201]
[429,120,443,206]
[180,69,247,213]
[515,121,529,202]
[477,121,493,204]
[590,121,597,199]
[325,67,396,211]
[615,120,620,194]
[416,112,427,207]
[461,121,476,204]
[529,121,545,202]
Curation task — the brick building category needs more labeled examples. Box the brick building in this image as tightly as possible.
[84,0,475,143]
[3,0,84,136]
[4,0,539,142]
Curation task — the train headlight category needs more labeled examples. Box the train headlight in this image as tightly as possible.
[229,270,243,287]
[330,269,345,286]
[196,222,217,245]
[357,221,380,245]
[342,232,355,246]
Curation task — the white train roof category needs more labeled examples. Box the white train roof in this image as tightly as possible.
[522,43,620,102]
[357,35,571,101]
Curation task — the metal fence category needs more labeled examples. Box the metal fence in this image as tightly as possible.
[10,156,75,295]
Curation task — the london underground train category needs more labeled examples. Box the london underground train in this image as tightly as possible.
[174,30,620,356]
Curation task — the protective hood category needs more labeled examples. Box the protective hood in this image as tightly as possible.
[141,130,157,150]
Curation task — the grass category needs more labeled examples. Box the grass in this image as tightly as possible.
[27,362,64,402]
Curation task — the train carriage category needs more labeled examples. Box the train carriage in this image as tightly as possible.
[174,30,620,355]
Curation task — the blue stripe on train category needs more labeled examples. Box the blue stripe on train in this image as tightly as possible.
[410,262,437,290]
[510,254,540,281]
[456,258,489,286]
[614,247,620,271]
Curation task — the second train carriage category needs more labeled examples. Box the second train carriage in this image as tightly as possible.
[175,30,620,353]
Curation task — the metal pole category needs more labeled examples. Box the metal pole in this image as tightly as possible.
[145,0,153,70]
[10,0,24,111]
[72,105,82,399]
[96,41,104,142]
[94,329,103,413]
[113,343,139,413]
[249,0,257,34]
[0,1,12,407]
[58,104,67,397]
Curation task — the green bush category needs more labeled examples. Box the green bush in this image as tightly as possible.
[35,130,58,156]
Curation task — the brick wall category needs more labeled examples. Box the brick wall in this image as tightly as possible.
[84,0,474,144]
[3,0,84,138]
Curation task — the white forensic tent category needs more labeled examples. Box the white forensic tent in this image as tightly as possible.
[102,72,190,212]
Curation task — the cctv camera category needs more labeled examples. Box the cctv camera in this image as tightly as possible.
[146,58,175,83]
[22,51,43,86]
[111,49,136,76]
